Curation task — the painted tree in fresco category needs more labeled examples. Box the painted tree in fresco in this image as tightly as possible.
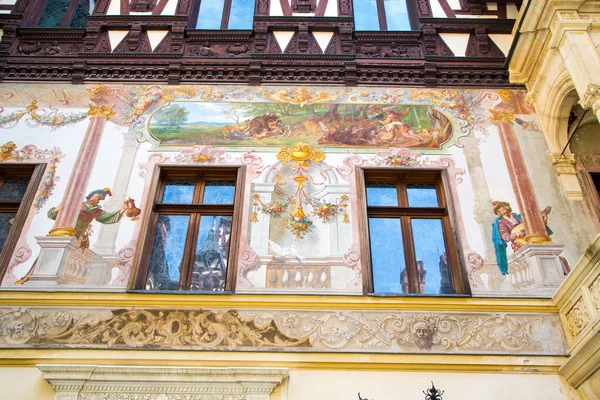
[154,104,190,127]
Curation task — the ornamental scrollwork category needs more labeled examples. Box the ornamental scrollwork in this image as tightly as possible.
[0,307,566,354]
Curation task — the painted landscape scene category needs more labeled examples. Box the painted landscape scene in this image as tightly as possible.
[148,102,453,148]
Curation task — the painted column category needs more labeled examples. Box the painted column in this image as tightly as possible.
[461,135,497,262]
[92,127,140,256]
[490,110,551,244]
[48,104,116,236]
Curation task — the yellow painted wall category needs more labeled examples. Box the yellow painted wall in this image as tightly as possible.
[0,365,584,400]
[0,366,54,400]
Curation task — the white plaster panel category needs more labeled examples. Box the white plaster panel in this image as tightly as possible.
[486,2,497,11]
[313,32,334,53]
[147,30,169,51]
[507,4,518,19]
[489,34,514,56]
[162,0,178,15]
[457,14,498,18]
[107,30,129,52]
[273,31,295,52]
[439,33,470,56]
[324,0,338,16]
[107,0,121,15]
[0,0,16,4]
[446,0,461,9]
[430,0,447,18]
[270,0,284,16]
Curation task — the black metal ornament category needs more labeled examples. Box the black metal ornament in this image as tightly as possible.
[357,381,444,400]
[423,382,444,400]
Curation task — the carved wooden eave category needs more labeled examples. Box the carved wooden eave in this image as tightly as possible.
[0,6,518,86]
[37,365,289,400]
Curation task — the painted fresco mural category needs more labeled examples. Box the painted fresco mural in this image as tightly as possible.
[0,84,595,297]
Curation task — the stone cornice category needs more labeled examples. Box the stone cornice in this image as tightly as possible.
[38,365,289,400]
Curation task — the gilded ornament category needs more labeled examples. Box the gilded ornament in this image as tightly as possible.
[47,227,77,237]
[276,143,325,168]
[497,89,513,103]
[87,84,107,99]
[0,141,17,161]
[488,109,515,125]
[88,104,116,120]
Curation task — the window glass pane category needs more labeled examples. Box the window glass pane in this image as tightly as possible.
[203,181,235,204]
[196,0,226,29]
[145,215,190,290]
[0,177,30,202]
[366,182,398,206]
[353,0,380,30]
[384,0,410,30]
[407,183,438,207]
[0,213,15,253]
[161,180,195,204]
[370,218,407,294]
[228,0,255,29]
[69,0,91,28]
[191,215,231,291]
[36,0,70,27]
[411,218,454,295]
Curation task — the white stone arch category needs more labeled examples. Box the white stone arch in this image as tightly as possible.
[543,70,579,154]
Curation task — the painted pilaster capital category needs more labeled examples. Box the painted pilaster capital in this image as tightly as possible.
[550,153,577,175]
[88,104,116,120]
[579,84,600,113]
[488,109,515,125]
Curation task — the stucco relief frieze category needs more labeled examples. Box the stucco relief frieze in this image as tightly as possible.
[0,307,566,355]
[564,300,590,340]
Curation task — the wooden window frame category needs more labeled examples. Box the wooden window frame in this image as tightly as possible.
[0,164,45,281]
[189,0,255,29]
[133,166,245,292]
[354,0,419,31]
[357,167,467,295]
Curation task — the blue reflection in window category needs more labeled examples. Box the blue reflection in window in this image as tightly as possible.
[203,181,235,204]
[411,218,453,294]
[407,183,438,207]
[229,0,255,29]
[370,218,407,294]
[384,0,410,30]
[353,0,379,30]
[162,180,195,204]
[146,215,191,290]
[196,0,226,29]
[366,182,398,206]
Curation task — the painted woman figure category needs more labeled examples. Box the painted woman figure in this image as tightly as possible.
[491,200,552,275]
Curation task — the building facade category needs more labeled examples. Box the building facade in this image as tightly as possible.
[0,0,599,398]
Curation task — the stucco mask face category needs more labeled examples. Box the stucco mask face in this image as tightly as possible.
[413,321,434,350]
